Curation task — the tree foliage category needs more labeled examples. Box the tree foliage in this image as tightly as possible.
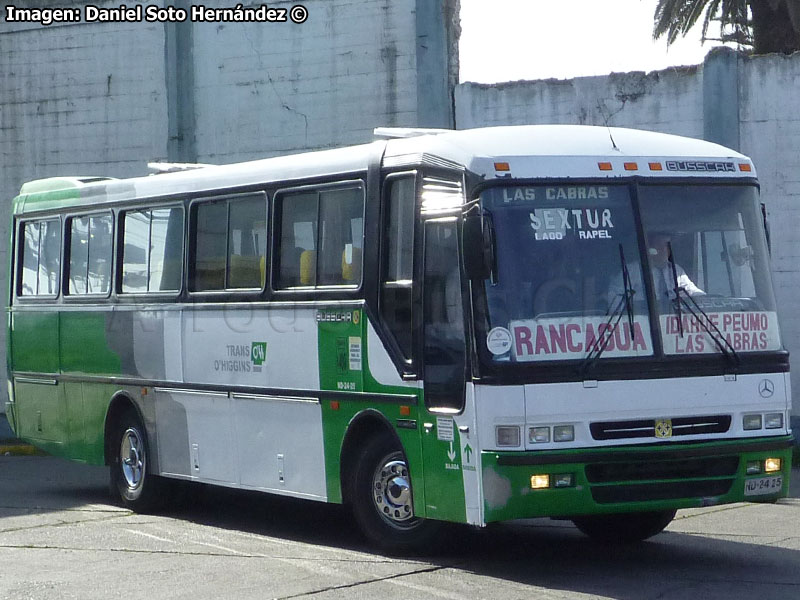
[653,0,800,54]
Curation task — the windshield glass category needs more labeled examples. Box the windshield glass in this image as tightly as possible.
[480,184,653,363]
[638,184,780,355]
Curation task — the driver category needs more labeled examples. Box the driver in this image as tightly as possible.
[608,232,704,306]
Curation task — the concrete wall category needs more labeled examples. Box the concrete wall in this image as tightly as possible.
[456,48,800,418]
[0,0,460,410]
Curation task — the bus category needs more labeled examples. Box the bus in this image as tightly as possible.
[6,125,793,551]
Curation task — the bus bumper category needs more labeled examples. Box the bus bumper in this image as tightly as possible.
[481,436,793,523]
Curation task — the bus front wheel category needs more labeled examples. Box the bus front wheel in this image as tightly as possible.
[571,509,677,543]
[350,434,439,553]
[110,408,164,512]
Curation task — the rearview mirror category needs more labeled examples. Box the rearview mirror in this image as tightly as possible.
[462,214,494,281]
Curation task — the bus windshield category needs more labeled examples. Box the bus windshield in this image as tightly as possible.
[638,184,779,356]
[479,183,780,364]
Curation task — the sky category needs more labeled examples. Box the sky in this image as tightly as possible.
[459,0,734,83]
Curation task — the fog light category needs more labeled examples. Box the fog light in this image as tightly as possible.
[553,473,574,488]
[765,458,782,473]
[743,414,762,431]
[531,474,550,489]
[746,460,762,475]
[529,426,550,443]
[553,425,575,442]
[496,426,521,447]
[765,413,784,429]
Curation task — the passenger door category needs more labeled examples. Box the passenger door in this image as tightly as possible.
[420,217,470,522]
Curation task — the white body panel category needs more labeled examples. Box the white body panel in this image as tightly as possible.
[181,307,319,390]
[475,373,791,453]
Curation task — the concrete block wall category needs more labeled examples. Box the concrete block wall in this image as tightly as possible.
[455,49,800,418]
[456,66,704,137]
[191,0,420,162]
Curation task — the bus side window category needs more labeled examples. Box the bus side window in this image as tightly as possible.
[67,214,112,296]
[121,207,184,294]
[18,218,61,297]
[275,183,364,290]
[380,175,415,360]
[276,192,317,288]
[190,193,267,292]
[318,187,364,286]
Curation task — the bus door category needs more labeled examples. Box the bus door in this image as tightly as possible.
[419,217,474,523]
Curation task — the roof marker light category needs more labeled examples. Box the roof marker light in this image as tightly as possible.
[494,162,510,172]
[624,162,639,171]
[598,162,613,171]
[649,162,663,171]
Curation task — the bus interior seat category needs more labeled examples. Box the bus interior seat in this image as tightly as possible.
[342,246,362,284]
[194,258,225,290]
[300,249,316,285]
[228,255,263,289]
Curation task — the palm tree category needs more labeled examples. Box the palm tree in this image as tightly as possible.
[653,0,800,55]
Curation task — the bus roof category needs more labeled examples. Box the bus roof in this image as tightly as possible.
[13,125,755,215]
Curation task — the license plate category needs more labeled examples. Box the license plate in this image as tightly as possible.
[744,475,783,496]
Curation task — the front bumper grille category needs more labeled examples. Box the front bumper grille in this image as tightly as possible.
[590,415,731,441]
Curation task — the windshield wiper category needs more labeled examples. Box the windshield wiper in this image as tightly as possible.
[580,244,635,377]
[619,244,635,332]
[666,243,739,368]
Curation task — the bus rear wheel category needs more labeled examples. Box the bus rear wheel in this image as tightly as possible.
[110,408,164,512]
[350,434,439,553]
[571,509,677,543]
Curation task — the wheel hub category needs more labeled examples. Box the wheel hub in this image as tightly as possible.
[373,458,414,524]
[120,428,145,490]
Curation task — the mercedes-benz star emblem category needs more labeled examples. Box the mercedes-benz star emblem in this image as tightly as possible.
[758,379,775,398]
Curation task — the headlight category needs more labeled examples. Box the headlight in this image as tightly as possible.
[743,414,763,431]
[553,473,574,488]
[496,425,521,447]
[765,413,784,429]
[529,426,550,443]
[765,458,782,473]
[553,425,575,442]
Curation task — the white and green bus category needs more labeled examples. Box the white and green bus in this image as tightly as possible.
[6,125,792,551]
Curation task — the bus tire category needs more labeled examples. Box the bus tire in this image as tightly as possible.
[350,434,439,553]
[571,509,677,543]
[110,408,164,512]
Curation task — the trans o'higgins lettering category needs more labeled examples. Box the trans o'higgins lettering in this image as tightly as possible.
[665,161,736,172]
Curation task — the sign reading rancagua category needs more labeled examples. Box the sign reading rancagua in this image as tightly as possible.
[510,316,652,362]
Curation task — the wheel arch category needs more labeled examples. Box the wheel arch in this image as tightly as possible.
[339,408,403,504]
[103,391,145,466]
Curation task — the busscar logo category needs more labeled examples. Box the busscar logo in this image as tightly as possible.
[665,161,736,173]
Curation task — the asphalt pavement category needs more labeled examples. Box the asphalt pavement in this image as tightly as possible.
[1,453,799,600]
